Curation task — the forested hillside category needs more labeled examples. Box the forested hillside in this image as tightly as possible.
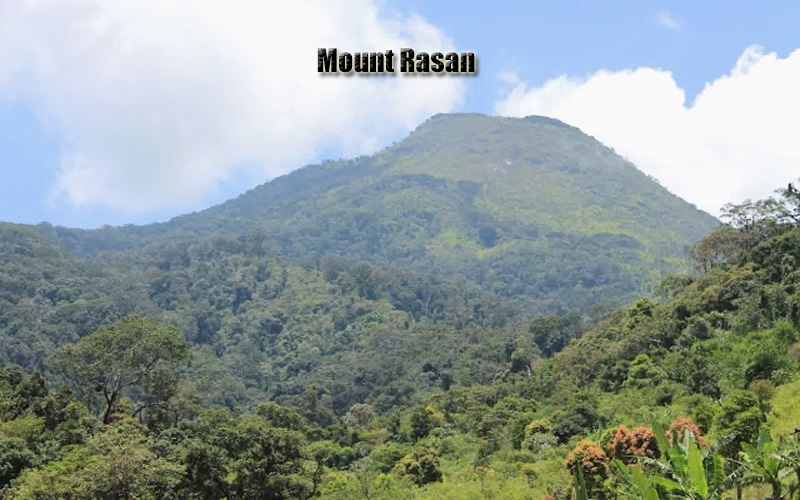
[0,114,718,417]
[2,181,800,498]
[14,113,800,499]
[0,222,527,413]
[35,114,718,314]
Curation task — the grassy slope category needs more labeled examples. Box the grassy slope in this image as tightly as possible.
[384,114,715,255]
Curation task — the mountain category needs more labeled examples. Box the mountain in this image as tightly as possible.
[3,178,799,500]
[42,113,718,314]
[3,113,760,498]
[1,113,719,412]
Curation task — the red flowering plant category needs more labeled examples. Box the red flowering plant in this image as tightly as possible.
[667,416,708,448]
[564,439,610,497]
[606,425,661,464]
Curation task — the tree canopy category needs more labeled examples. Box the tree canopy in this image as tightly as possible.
[48,315,191,424]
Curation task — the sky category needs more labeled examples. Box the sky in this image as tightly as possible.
[1,1,799,228]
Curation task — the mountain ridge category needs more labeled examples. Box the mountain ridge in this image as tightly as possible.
[0,111,726,443]
[10,113,718,315]
[26,113,711,234]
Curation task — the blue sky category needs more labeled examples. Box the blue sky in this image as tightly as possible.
[1,1,799,228]
[396,1,799,108]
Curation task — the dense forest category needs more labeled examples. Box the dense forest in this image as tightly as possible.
[3,114,800,498]
[3,181,800,498]
[0,114,717,417]
[30,114,718,314]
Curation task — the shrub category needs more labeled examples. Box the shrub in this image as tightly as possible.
[606,425,660,463]
[667,416,708,447]
[564,440,609,496]
[393,447,443,486]
[521,463,537,487]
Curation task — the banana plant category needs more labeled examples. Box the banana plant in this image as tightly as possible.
[613,460,660,500]
[739,430,800,500]
[574,466,590,500]
[614,424,743,499]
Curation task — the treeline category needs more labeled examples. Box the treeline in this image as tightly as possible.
[0,225,546,416]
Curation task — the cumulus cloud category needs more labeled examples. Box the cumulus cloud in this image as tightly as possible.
[495,45,800,216]
[656,10,681,31]
[0,0,464,212]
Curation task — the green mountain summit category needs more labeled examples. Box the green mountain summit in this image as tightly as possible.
[0,112,719,409]
[2,114,753,498]
[50,113,716,313]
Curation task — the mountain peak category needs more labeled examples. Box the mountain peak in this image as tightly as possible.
[412,112,579,133]
[44,112,717,315]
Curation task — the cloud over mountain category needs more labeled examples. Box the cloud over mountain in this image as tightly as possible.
[0,0,464,212]
[496,45,800,215]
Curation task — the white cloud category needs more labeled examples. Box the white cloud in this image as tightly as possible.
[656,10,681,31]
[0,0,464,213]
[495,45,800,216]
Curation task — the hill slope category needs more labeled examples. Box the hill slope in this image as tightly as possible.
[44,113,718,314]
[1,112,720,412]
[2,172,799,500]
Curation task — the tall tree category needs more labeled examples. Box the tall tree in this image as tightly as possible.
[49,315,191,424]
[7,417,182,499]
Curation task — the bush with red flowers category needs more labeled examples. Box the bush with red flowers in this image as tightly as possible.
[667,416,709,447]
[606,425,660,463]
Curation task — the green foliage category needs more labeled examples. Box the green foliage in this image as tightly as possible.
[369,442,412,473]
[7,417,183,499]
[0,436,35,488]
[0,115,718,401]
[688,225,751,272]
[738,430,791,500]
[393,447,443,486]
[614,429,732,500]
[625,354,666,388]
[714,390,764,459]
[408,406,433,442]
[657,272,694,301]
[255,401,308,432]
[8,138,800,498]
[48,315,191,424]
[342,403,376,430]
[552,392,601,444]
[521,419,558,453]
[529,313,584,358]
